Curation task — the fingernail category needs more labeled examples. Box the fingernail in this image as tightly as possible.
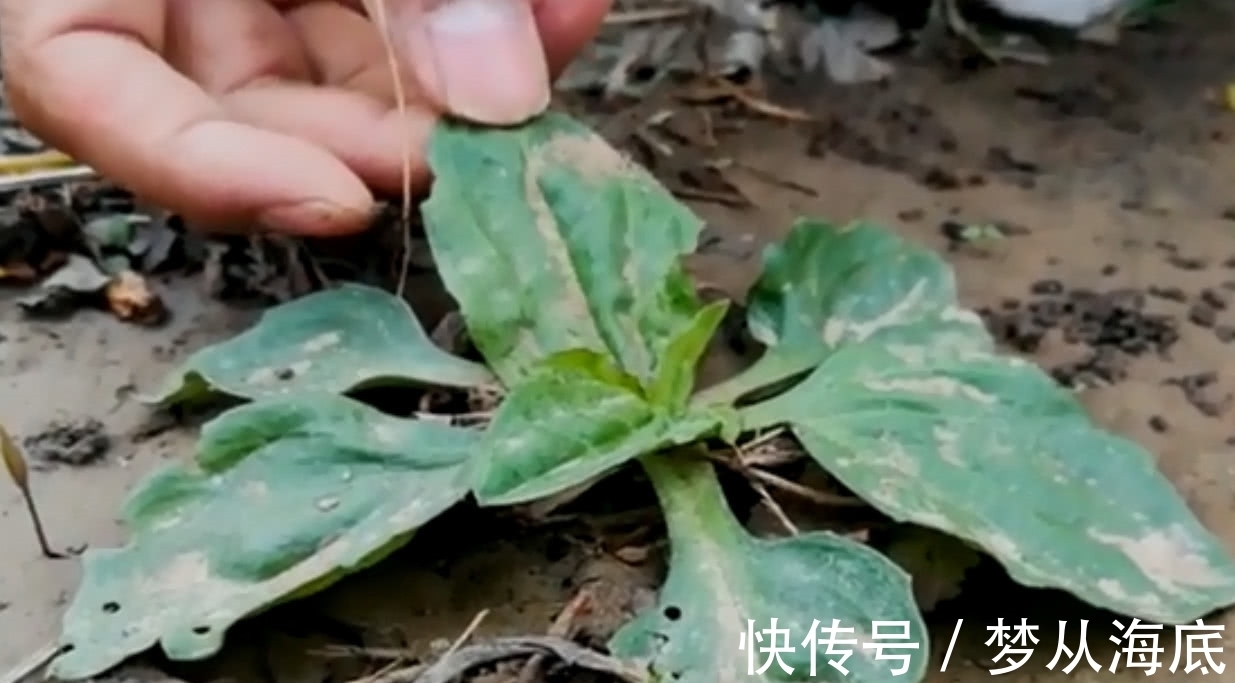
[404,0,550,124]
[258,200,375,235]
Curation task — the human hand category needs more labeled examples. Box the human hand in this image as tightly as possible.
[0,0,611,236]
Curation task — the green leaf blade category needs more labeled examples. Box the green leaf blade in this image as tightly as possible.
[746,316,1235,624]
[470,361,718,506]
[611,455,928,683]
[146,284,493,406]
[648,299,729,411]
[49,394,477,680]
[422,113,709,386]
[701,220,986,405]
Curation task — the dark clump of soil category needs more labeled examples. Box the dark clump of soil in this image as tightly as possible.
[22,418,111,469]
[979,283,1180,388]
[1164,372,1231,419]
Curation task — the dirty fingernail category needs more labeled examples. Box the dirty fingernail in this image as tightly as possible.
[257,200,374,235]
[405,0,550,124]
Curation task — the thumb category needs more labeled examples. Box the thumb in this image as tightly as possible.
[383,0,550,124]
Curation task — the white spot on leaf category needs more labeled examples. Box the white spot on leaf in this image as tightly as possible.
[1089,525,1233,594]
[301,331,342,354]
[864,377,995,404]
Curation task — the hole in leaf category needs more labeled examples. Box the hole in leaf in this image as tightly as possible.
[630,64,658,83]
[102,601,120,614]
[192,626,211,635]
[663,605,682,621]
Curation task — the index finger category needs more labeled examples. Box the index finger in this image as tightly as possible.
[1,0,376,235]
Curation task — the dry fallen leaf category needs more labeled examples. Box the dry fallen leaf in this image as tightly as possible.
[105,270,167,326]
[0,261,39,284]
[1,421,30,490]
[1,421,63,558]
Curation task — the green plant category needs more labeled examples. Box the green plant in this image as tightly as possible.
[47,113,1235,683]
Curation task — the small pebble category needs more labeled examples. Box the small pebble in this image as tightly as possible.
[1030,279,1064,295]
[1167,254,1207,270]
[1200,289,1227,311]
[1148,285,1187,302]
[1216,325,1235,343]
[1101,264,1118,276]
[1148,415,1169,433]
[1189,304,1217,328]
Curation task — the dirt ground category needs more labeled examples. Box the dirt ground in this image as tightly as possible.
[4,2,1235,683]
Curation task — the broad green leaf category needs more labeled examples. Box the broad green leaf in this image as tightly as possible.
[741,311,1235,624]
[697,220,981,406]
[49,394,477,680]
[421,112,707,387]
[470,357,720,506]
[610,454,928,683]
[147,284,493,405]
[647,300,729,411]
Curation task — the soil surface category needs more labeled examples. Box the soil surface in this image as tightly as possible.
[4,3,1235,683]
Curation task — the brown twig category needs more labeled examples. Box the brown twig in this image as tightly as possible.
[359,637,643,683]
[358,609,487,683]
[516,591,593,683]
[678,79,814,122]
[1,423,64,559]
[744,466,865,508]
[752,480,799,535]
[443,609,488,660]
[669,186,750,208]
[360,0,414,298]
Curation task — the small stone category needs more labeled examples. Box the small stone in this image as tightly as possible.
[940,220,967,242]
[1148,415,1168,433]
[1101,264,1118,276]
[1030,279,1064,295]
[1148,285,1187,302]
[1167,254,1207,270]
[1216,325,1235,343]
[1200,289,1227,311]
[922,166,962,190]
[1189,304,1217,328]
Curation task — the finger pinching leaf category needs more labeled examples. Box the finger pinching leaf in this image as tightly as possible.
[739,221,1235,625]
[49,394,477,679]
[610,454,928,683]
[421,112,708,387]
[147,284,493,406]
